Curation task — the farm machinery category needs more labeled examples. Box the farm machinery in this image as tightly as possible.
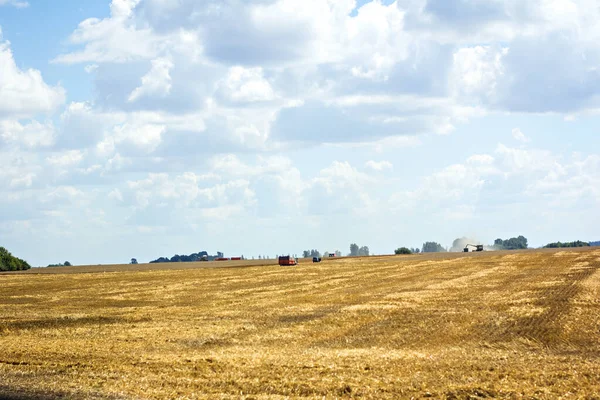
[278,255,298,266]
[464,244,484,252]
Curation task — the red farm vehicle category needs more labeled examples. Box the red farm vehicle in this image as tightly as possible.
[278,255,297,266]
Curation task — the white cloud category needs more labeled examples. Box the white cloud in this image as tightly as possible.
[0,119,55,148]
[495,143,558,175]
[450,45,507,104]
[46,150,84,167]
[467,154,495,165]
[525,154,600,207]
[0,38,65,117]
[5,0,600,265]
[112,122,165,154]
[84,64,98,73]
[123,172,257,224]
[365,160,393,171]
[108,188,123,202]
[217,66,276,104]
[0,0,28,8]
[128,57,174,102]
[9,173,34,188]
[53,0,165,64]
[512,128,531,143]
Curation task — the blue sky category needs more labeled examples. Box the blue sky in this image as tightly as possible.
[0,0,598,266]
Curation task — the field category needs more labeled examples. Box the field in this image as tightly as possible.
[1,248,599,399]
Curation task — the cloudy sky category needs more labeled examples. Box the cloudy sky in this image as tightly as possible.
[1,0,598,266]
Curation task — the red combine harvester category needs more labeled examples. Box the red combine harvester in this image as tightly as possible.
[278,255,297,266]
[230,257,242,261]
[215,257,229,261]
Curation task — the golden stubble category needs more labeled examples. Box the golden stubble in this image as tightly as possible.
[0,248,599,399]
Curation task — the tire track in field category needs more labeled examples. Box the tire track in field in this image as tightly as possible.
[306,257,506,349]
[186,256,493,349]
[476,255,599,347]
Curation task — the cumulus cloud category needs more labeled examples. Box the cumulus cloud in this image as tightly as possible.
[512,128,530,143]
[128,57,174,102]
[365,160,393,171]
[46,150,84,167]
[0,119,55,148]
[53,0,165,64]
[216,66,276,104]
[122,171,258,225]
[4,0,600,265]
[450,45,507,104]
[0,36,65,118]
[47,0,600,156]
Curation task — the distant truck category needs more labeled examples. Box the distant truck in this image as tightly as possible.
[278,256,297,266]
[464,244,484,252]
[313,257,322,263]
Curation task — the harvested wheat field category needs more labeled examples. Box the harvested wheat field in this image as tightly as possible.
[1,248,600,399]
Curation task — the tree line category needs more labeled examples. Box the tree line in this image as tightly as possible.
[150,251,224,263]
[543,240,590,248]
[47,261,72,268]
[493,236,528,250]
[0,247,31,271]
[395,235,531,255]
[349,243,370,257]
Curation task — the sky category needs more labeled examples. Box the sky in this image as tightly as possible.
[0,0,598,266]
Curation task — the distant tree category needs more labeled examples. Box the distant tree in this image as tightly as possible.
[544,240,590,248]
[395,247,412,255]
[495,236,528,250]
[411,248,421,254]
[422,242,446,253]
[130,258,138,264]
[350,243,359,256]
[335,250,342,257]
[303,250,310,258]
[0,247,31,271]
[590,241,600,247]
[358,246,370,256]
[47,261,72,268]
[150,251,223,263]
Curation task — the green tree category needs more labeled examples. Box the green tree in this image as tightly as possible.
[495,235,528,250]
[130,258,138,264]
[349,243,359,256]
[544,240,590,248]
[358,246,369,256]
[0,247,31,271]
[395,247,412,255]
[422,242,446,253]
